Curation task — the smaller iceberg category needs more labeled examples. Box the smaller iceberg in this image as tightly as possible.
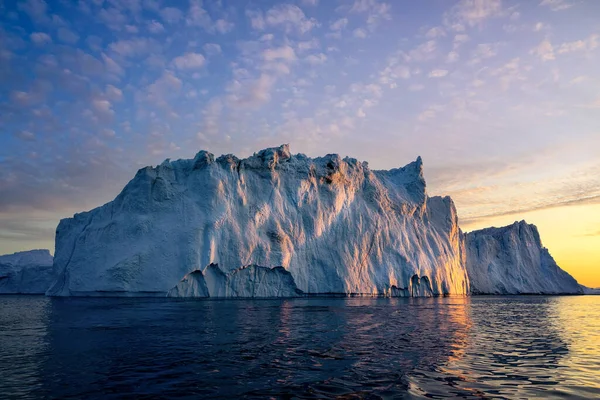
[0,249,55,294]
[465,221,582,295]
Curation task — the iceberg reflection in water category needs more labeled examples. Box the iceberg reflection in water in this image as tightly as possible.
[0,295,598,398]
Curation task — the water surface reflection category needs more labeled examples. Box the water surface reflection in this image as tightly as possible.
[0,295,598,398]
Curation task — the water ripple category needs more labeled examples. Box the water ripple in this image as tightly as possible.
[0,295,598,399]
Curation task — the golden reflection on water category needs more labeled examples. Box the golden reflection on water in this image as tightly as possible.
[420,295,600,398]
[551,296,600,390]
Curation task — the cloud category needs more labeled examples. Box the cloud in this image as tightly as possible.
[305,53,327,65]
[14,130,36,141]
[418,109,436,121]
[445,0,504,28]
[468,42,502,64]
[101,53,124,77]
[330,18,348,31]
[530,39,555,61]
[246,9,265,30]
[539,0,574,11]
[556,34,599,54]
[379,63,410,86]
[297,38,320,52]
[262,46,296,62]
[227,74,276,108]
[460,194,600,226]
[569,75,587,85]
[405,40,437,62]
[145,71,182,108]
[353,28,368,38]
[90,99,115,122]
[578,230,600,237]
[147,20,165,34]
[349,0,392,30]
[57,28,79,44]
[214,19,234,34]
[428,69,449,78]
[203,43,222,56]
[453,34,469,49]
[0,215,57,243]
[264,4,318,34]
[446,51,459,63]
[30,32,52,45]
[172,52,206,69]
[425,27,446,38]
[18,0,49,24]
[98,7,129,31]
[160,7,184,24]
[105,84,123,101]
[487,57,527,90]
[109,38,157,57]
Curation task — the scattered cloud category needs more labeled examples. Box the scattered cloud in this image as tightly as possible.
[446,51,459,63]
[330,18,348,31]
[428,69,449,78]
[57,28,79,44]
[265,4,318,34]
[160,7,184,24]
[305,53,327,65]
[530,39,555,61]
[445,0,504,28]
[203,43,222,56]
[353,28,368,38]
[30,32,52,45]
[539,0,574,11]
[262,46,296,62]
[556,34,599,55]
[425,26,446,38]
[405,40,437,62]
[147,20,165,34]
[172,52,206,69]
[349,0,392,30]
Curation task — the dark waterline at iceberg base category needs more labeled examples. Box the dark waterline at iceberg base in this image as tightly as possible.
[1,296,599,399]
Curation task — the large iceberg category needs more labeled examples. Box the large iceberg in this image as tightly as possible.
[47,145,469,297]
[0,249,55,294]
[465,221,582,294]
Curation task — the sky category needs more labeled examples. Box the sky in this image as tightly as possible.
[1,0,599,287]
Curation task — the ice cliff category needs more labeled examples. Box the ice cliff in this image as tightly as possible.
[465,221,582,295]
[166,263,303,298]
[47,144,469,297]
[0,249,55,294]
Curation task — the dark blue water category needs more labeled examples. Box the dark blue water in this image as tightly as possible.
[1,296,599,399]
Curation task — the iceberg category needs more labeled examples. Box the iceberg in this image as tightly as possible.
[47,145,469,297]
[465,221,582,294]
[580,285,600,295]
[0,249,55,294]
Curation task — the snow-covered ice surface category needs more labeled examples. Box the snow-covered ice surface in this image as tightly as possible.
[0,250,55,294]
[465,221,582,295]
[47,145,469,297]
